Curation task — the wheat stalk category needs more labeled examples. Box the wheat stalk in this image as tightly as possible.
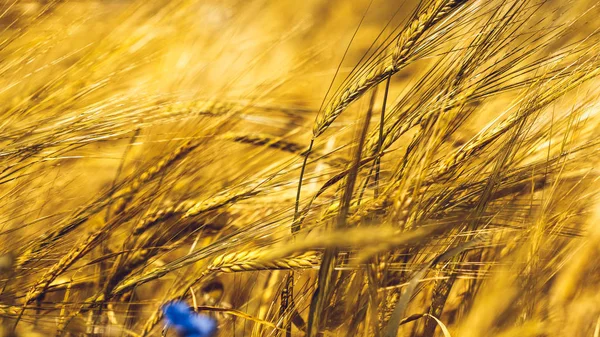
[313,0,469,137]
[111,138,200,214]
[135,187,259,234]
[133,199,199,234]
[208,250,317,273]
[436,64,600,177]
[222,132,304,154]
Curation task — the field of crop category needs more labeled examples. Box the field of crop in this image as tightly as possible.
[1,0,600,336]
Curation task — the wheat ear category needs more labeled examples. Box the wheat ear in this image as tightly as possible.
[314,0,468,137]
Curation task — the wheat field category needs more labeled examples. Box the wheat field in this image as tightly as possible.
[1,0,600,336]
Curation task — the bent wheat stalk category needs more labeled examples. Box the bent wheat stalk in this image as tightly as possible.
[314,0,469,138]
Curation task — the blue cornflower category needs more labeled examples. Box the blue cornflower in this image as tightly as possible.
[162,300,218,337]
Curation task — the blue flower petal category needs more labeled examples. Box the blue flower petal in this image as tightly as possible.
[162,300,218,337]
[187,313,218,336]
